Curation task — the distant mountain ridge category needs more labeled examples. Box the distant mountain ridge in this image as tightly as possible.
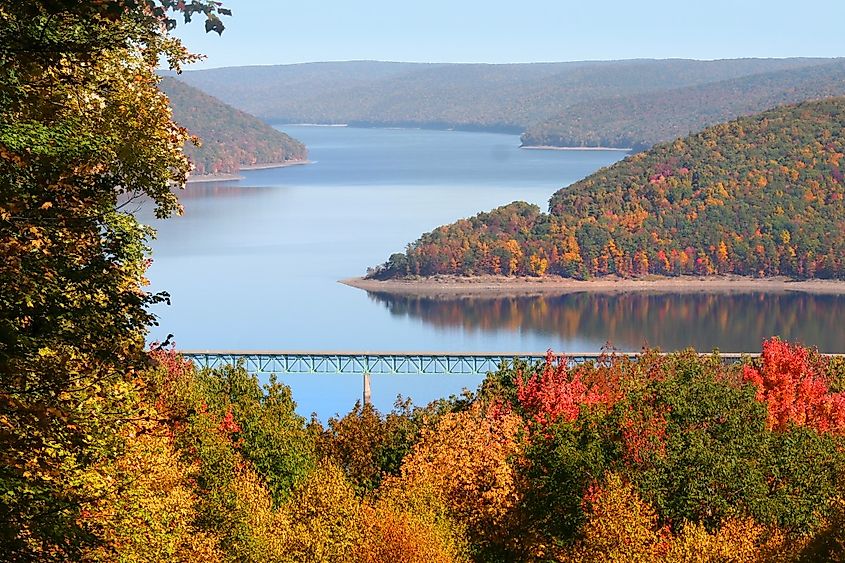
[522,60,845,150]
[175,58,844,149]
[369,97,845,281]
[160,77,307,176]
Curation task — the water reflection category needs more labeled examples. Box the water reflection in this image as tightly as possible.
[366,291,845,353]
[176,182,267,199]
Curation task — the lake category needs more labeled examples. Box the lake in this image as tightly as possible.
[142,126,845,419]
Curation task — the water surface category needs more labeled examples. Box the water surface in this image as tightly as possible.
[141,126,843,418]
[146,126,624,354]
[366,291,845,353]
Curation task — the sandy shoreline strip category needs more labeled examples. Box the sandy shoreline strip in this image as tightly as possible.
[341,275,845,297]
[239,159,313,171]
[186,173,244,184]
[521,145,632,152]
[186,159,312,183]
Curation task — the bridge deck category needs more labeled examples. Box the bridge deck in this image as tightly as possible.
[180,351,766,376]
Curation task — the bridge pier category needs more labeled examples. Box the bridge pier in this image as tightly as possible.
[363,372,371,406]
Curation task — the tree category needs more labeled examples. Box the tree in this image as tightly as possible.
[742,338,845,433]
[0,2,228,558]
[393,403,527,559]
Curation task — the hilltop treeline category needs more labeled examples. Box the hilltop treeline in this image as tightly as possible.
[161,77,307,176]
[175,58,845,150]
[371,98,845,280]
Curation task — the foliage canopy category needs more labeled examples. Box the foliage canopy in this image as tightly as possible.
[0,0,227,557]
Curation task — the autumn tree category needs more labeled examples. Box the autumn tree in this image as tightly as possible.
[563,473,664,562]
[195,364,315,504]
[742,338,845,433]
[0,2,228,558]
[393,402,528,560]
[506,348,845,551]
[359,482,471,563]
[314,399,430,494]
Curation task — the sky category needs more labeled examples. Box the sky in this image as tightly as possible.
[174,0,845,70]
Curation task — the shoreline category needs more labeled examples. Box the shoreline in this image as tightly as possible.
[521,145,632,152]
[186,159,312,183]
[186,173,244,184]
[340,275,845,298]
[281,123,348,127]
[239,159,313,171]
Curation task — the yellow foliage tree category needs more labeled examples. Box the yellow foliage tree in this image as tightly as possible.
[717,240,730,269]
[564,473,664,563]
[530,254,550,277]
[226,463,294,561]
[79,432,222,562]
[393,404,526,556]
[357,483,470,563]
[564,474,801,563]
[282,461,364,562]
[504,239,523,275]
[666,519,789,563]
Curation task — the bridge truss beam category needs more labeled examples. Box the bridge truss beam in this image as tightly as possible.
[181,351,757,377]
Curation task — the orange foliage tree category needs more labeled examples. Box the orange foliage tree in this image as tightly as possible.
[357,483,470,563]
[392,402,527,558]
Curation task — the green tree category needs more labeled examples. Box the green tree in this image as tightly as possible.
[196,365,316,504]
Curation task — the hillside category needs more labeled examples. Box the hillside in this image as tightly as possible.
[175,58,836,136]
[522,60,845,150]
[369,97,845,280]
[160,77,307,176]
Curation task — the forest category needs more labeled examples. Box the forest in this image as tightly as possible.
[370,97,845,280]
[175,58,845,150]
[521,59,845,150]
[161,77,307,176]
[18,339,843,561]
[4,1,845,561]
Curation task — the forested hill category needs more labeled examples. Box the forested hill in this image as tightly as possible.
[175,58,838,139]
[370,97,845,281]
[522,60,845,150]
[160,77,307,176]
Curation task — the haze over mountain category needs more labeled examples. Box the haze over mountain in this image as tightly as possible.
[160,76,307,176]
[523,59,845,150]
[173,58,845,149]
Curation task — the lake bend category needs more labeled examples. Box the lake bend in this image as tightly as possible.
[141,126,845,418]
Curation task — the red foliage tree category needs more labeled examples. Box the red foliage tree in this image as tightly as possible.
[742,338,845,433]
[516,351,617,426]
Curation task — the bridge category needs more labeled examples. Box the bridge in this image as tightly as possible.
[181,351,756,376]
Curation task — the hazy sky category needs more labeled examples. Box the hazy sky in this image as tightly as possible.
[175,0,844,69]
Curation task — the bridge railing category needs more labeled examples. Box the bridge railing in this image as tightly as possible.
[180,351,762,376]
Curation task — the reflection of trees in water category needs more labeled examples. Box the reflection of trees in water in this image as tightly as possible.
[180,183,265,199]
[367,291,845,352]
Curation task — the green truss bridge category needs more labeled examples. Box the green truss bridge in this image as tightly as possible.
[181,351,757,376]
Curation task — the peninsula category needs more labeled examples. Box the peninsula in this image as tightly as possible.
[364,97,845,288]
